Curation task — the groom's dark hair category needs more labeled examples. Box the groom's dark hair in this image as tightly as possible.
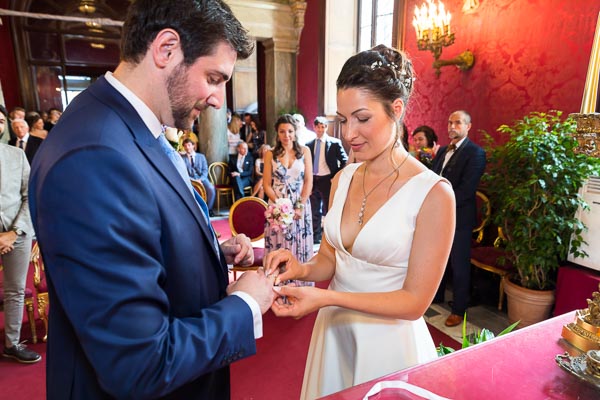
[121,0,254,65]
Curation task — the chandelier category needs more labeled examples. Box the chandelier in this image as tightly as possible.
[412,0,474,77]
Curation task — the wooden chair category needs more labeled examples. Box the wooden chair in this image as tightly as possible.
[190,180,208,203]
[31,241,48,342]
[470,190,514,310]
[0,261,38,344]
[228,197,268,279]
[208,162,234,215]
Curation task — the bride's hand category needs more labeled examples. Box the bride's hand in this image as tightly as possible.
[271,285,321,318]
[263,248,304,284]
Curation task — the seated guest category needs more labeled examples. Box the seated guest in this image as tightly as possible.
[26,112,48,140]
[9,119,43,165]
[181,138,216,217]
[252,144,272,198]
[228,141,254,200]
[227,113,242,155]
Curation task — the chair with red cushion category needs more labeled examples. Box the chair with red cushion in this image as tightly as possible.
[228,197,268,279]
[31,241,48,342]
[470,191,514,310]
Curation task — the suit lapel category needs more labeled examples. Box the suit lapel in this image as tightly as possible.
[88,78,222,263]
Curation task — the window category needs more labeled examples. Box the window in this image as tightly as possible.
[358,0,405,51]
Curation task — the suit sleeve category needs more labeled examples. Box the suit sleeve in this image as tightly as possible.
[241,155,254,179]
[453,146,486,208]
[12,149,33,235]
[198,154,209,181]
[33,147,256,398]
[337,141,348,169]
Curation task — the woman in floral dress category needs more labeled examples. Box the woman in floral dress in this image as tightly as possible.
[263,114,314,284]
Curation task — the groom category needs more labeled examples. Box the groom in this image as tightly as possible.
[29,1,275,398]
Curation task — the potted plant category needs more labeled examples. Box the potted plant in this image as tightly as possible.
[483,110,600,326]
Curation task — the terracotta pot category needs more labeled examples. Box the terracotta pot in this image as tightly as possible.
[503,276,555,328]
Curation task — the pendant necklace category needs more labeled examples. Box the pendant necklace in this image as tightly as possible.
[358,153,410,226]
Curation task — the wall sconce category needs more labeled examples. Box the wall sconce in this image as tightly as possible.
[412,0,474,77]
[78,0,97,14]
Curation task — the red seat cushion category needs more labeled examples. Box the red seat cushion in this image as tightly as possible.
[231,201,267,240]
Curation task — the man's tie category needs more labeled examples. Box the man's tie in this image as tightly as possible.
[158,131,219,251]
[313,139,321,174]
[188,154,194,176]
[18,139,24,149]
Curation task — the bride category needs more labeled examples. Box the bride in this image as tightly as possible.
[264,44,456,399]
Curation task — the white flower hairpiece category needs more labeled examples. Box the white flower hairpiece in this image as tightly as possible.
[370,59,414,91]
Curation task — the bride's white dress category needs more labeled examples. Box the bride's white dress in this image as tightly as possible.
[300,163,444,400]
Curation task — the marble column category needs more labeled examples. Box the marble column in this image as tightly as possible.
[263,38,297,146]
[197,104,228,165]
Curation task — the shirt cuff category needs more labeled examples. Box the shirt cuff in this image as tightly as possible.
[231,291,263,339]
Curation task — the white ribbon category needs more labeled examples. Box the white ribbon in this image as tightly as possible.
[362,380,452,400]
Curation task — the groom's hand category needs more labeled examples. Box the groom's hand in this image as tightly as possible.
[221,234,253,266]
[228,268,276,314]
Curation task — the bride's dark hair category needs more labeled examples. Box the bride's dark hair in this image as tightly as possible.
[336,44,415,148]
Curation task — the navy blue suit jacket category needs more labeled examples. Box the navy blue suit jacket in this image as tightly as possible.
[432,138,486,230]
[29,76,255,399]
[10,135,43,165]
[306,136,348,176]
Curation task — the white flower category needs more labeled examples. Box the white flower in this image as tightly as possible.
[164,127,182,143]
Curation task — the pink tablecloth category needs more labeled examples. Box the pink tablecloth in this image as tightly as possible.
[322,312,598,400]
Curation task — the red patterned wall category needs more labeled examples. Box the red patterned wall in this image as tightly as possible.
[402,0,600,146]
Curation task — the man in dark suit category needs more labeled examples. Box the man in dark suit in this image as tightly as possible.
[306,116,348,244]
[9,119,43,165]
[432,110,486,327]
[29,1,275,398]
[228,141,254,200]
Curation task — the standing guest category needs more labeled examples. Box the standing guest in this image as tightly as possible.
[43,107,62,132]
[246,115,266,158]
[306,116,348,244]
[28,1,276,398]
[9,119,43,165]
[432,110,486,327]
[227,113,242,155]
[0,105,10,144]
[264,45,455,399]
[292,113,316,146]
[228,141,254,200]
[252,144,271,198]
[0,142,41,364]
[412,125,439,153]
[412,125,439,168]
[263,114,314,282]
[26,112,48,140]
[240,112,253,142]
[5,106,25,144]
[182,138,216,217]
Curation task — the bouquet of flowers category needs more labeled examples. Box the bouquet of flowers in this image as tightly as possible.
[265,198,295,232]
[416,147,434,168]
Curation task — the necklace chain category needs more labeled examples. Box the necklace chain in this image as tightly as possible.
[358,153,410,226]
